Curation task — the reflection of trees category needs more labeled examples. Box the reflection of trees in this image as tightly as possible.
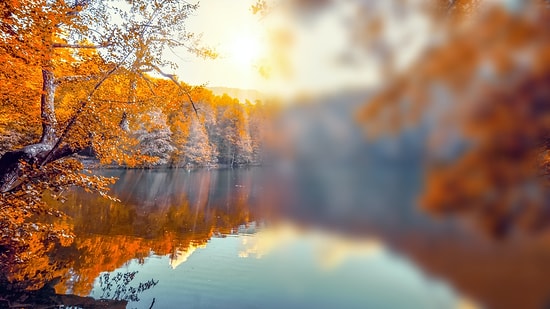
[394,232,550,309]
[0,169,256,304]
[57,189,251,296]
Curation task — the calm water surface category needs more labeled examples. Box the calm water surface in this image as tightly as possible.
[75,168,468,309]
[4,167,550,309]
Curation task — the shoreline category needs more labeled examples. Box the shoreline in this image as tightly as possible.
[78,156,264,171]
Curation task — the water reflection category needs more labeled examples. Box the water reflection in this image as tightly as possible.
[0,168,267,307]
[55,168,268,297]
[87,223,476,309]
[2,167,550,308]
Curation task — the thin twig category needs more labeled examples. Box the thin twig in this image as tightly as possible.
[148,298,156,309]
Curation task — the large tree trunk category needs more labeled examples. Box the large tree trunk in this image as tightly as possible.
[0,144,53,192]
[0,67,77,193]
[40,68,57,144]
[0,143,79,192]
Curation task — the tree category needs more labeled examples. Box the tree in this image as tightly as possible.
[181,115,217,167]
[0,0,214,272]
[0,0,214,190]
[214,95,254,166]
[134,109,176,166]
[360,2,550,236]
[247,101,270,164]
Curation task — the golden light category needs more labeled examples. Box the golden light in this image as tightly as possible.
[229,34,263,66]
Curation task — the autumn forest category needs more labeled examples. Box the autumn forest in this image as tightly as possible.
[2,0,550,308]
[0,0,273,305]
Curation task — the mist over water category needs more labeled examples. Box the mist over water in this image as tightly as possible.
[30,92,546,309]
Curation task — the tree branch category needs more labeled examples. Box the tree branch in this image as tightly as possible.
[44,144,83,165]
[52,43,110,49]
[39,60,127,167]
[93,98,157,104]
[55,75,100,84]
[150,65,199,116]
[138,72,158,96]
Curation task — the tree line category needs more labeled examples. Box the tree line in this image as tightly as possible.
[0,65,272,168]
[101,82,272,168]
[0,0,272,282]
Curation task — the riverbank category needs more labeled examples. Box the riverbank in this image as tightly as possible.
[76,155,263,170]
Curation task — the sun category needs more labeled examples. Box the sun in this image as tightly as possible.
[229,34,263,66]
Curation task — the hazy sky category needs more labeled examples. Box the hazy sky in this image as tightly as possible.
[171,0,383,96]
[169,0,269,91]
[168,0,432,98]
[162,0,525,99]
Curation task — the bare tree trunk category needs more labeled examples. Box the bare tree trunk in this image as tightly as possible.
[119,111,130,132]
[40,68,57,145]
[119,76,136,132]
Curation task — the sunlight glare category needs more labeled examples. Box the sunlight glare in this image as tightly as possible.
[230,34,263,66]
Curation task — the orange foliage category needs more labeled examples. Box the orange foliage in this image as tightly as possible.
[48,185,252,296]
[0,0,273,295]
[0,164,256,293]
[360,3,550,236]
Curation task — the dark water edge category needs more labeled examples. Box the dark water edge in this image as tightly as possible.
[0,275,127,309]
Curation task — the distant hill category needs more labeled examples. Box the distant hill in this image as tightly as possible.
[207,87,267,104]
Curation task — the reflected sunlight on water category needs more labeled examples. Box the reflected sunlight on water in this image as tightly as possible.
[238,223,383,270]
[3,167,548,309]
[89,222,478,309]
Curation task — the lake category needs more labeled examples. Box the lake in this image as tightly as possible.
[3,92,550,309]
[2,166,550,309]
